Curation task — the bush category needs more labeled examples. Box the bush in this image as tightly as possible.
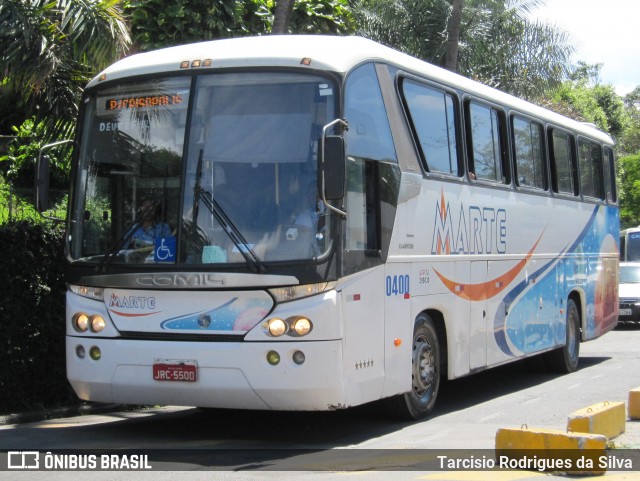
[0,118,71,190]
[0,220,79,414]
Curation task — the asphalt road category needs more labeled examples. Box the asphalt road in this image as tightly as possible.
[1,325,639,480]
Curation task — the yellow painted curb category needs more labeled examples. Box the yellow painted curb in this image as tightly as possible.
[495,426,607,475]
[629,388,640,420]
[567,401,626,439]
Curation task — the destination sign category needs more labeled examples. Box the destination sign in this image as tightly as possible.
[105,94,183,111]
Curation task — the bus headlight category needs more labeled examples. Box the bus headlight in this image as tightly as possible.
[91,315,106,333]
[292,317,312,336]
[73,313,90,332]
[264,316,313,337]
[72,312,109,333]
[266,318,287,337]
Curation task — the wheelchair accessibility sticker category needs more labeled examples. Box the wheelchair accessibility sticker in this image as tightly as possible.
[154,237,176,262]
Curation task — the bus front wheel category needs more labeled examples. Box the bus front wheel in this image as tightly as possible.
[386,314,441,420]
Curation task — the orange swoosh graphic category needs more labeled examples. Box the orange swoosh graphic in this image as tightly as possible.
[433,232,544,301]
[108,310,160,317]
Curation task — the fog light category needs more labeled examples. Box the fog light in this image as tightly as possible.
[266,350,280,365]
[292,317,312,336]
[73,313,89,332]
[91,315,106,332]
[89,346,101,360]
[292,350,306,365]
[76,345,86,359]
[267,318,287,337]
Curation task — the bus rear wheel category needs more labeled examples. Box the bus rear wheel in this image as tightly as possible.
[546,298,580,373]
[386,314,441,420]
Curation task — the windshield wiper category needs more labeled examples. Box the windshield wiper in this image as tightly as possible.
[194,150,266,273]
[96,215,143,273]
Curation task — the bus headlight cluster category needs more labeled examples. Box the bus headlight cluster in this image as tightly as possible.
[72,312,108,333]
[263,316,313,337]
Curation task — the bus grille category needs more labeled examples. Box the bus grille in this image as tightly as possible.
[118,331,245,342]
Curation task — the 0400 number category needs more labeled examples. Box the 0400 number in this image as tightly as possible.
[386,275,410,297]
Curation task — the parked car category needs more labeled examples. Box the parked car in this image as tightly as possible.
[618,262,640,325]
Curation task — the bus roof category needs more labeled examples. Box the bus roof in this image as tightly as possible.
[89,35,613,144]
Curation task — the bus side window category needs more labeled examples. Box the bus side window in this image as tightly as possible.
[400,79,459,175]
[549,129,577,195]
[466,101,508,184]
[344,63,398,253]
[512,116,546,190]
[578,139,604,200]
[603,146,617,203]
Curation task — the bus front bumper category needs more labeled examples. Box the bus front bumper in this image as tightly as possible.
[66,337,346,411]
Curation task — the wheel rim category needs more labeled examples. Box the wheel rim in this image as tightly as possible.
[567,310,578,361]
[412,334,435,397]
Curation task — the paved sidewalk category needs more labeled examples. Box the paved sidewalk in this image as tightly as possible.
[0,403,128,426]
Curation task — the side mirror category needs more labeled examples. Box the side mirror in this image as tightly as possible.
[319,135,345,201]
[35,139,75,215]
[35,154,50,212]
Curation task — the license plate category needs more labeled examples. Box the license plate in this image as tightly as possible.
[620,308,633,316]
[153,360,197,382]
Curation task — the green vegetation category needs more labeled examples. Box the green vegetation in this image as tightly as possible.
[0,0,639,414]
[0,216,74,414]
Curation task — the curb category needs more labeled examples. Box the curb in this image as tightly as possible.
[629,388,640,420]
[567,401,626,440]
[0,403,129,426]
[495,426,607,475]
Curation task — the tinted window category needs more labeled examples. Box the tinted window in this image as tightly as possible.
[402,80,458,175]
[344,63,397,163]
[603,147,617,203]
[550,129,575,194]
[513,116,545,189]
[578,139,604,199]
[344,64,397,252]
[468,102,504,182]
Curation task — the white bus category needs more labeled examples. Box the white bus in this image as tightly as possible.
[54,35,619,419]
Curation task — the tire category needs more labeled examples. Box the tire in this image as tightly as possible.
[547,298,580,373]
[386,314,441,420]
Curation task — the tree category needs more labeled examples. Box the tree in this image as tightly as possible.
[549,63,628,140]
[125,0,269,51]
[444,0,464,72]
[352,0,573,99]
[127,0,355,51]
[621,87,640,156]
[272,0,295,34]
[462,0,574,99]
[0,0,131,139]
[287,0,355,34]
[618,153,640,228]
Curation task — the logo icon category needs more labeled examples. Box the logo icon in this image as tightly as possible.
[8,451,39,469]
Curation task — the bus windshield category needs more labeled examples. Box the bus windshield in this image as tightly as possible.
[69,72,338,268]
[626,231,640,261]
